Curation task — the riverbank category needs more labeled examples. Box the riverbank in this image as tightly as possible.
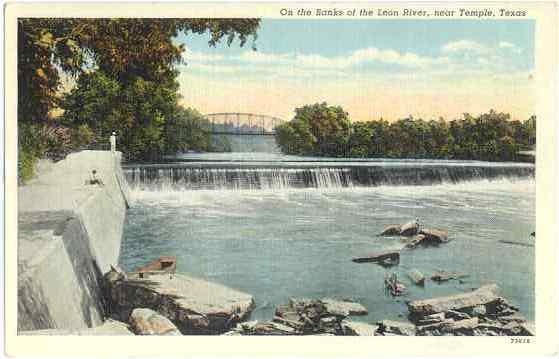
[18,150,258,335]
[18,151,130,331]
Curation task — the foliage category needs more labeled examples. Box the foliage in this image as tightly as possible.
[18,122,76,182]
[164,107,212,153]
[18,18,260,175]
[275,102,350,156]
[275,105,536,162]
[61,71,174,159]
[18,18,260,123]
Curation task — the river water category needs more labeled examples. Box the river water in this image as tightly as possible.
[119,152,535,324]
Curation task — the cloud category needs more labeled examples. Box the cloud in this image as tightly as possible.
[179,39,528,81]
[182,46,224,62]
[442,40,489,54]
[499,41,523,53]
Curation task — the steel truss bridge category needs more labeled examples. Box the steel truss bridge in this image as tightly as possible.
[203,113,285,136]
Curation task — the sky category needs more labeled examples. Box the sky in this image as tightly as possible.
[175,19,535,122]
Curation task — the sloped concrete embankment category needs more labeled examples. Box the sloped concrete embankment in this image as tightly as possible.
[18,151,130,332]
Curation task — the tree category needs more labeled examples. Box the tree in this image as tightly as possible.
[164,107,213,153]
[18,18,260,123]
[275,102,350,156]
[275,105,536,162]
[18,18,261,170]
[275,119,316,155]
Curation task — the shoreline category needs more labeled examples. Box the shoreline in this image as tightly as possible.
[18,151,129,331]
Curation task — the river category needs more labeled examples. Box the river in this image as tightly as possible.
[119,152,535,324]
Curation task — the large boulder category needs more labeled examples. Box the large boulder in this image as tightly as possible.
[376,320,416,336]
[104,272,255,334]
[408,284,501,319]
[227,320,298,335]
[399,221,419,236]
[341,321,378,336]
[321,298,368,316]
[380,225,401,236]
[419,228,449,243]
[129,308,181,335]
[270,297,370,335]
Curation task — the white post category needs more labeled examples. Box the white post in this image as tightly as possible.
[110,132,116,152]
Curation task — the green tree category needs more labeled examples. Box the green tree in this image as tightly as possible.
[275,102,350,156]
[164,107,213,153]
[276,105,535,162]
[18,18,260,174]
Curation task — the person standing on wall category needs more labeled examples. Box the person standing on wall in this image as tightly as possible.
[110,131,116,152]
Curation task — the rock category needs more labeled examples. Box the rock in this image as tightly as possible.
[288,297,316,312]
[407,269,425,285]
[519,322,535,336]
[497,314,526,324]
[418,317,443,326]
[419,229,449,243]
[377,320,416,336]
[244,321,297,335]
[104,272,255,334]
[442,317,479,333]
[321,298,368,316]
[408,284,501,320]
[221,330,242,336]
[431,271,469,283]
[318,316,339,334]
[405,234,426,248]
[341,320,378,336]
[238,320,259,331]
[273,316,304,331]
[275,309,302,323]
[399,221,419,236]
[380,225,401,236]
[129,308,181,335]
[471,305,487,317]
[384,273,407,296]
[445,310,471,320]
[352,250,400,264]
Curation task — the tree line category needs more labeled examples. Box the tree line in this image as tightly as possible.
[275,103,536,161]
[18,18,259,181]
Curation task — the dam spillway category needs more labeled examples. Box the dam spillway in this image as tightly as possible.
[123,160,534,191]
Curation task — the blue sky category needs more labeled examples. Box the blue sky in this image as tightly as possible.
[175,19,535,121]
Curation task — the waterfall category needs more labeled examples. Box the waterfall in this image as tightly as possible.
[124,163,534,191]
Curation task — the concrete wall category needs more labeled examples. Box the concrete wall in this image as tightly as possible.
[18,151,130,332]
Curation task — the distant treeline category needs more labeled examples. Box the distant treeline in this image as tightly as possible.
[275,103,535,161]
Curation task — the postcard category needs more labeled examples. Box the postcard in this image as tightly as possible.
[4,1,558,357]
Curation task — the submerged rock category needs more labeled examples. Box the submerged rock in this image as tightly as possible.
[352,250,400,265]
[104,270,255,334]
[129,308,181,335]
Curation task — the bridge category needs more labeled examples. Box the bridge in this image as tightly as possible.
[203,113,285,135]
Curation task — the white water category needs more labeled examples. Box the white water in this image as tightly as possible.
[121,173,535,323]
